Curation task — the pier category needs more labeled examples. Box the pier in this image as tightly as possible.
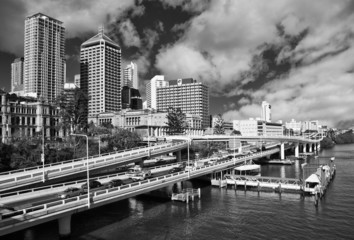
[171,188,201,203]
[223,175,303,193]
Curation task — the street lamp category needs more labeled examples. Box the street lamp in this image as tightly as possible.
[71,133,90,208]
[187,139,190,178]
[42,123,45,183]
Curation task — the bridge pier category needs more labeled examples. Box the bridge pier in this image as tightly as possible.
[280,143,285,160]
[309,144,312,153]
[58,214,72,238]
[176,150,182,162]
[303,143,307,153]
[295,143,299,158]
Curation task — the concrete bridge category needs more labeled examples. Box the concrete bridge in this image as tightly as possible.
[0,148,282,237]
[0,135,322,237]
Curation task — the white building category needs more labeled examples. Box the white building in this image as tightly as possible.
[233,119,283,136]
[261,101,271,122]
[145,75,167,110]
[74,74,80,88]
[123,62,138,89]
[156,78,209,128]
[24,13,65,103]
[11,57,25,96]
[302,120,320,132]
[285,119,302,135]
[80,27,122,123]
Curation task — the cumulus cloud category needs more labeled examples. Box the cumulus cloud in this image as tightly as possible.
[119,19,141,47]
[0,0,136,55]
[155,0,354,127]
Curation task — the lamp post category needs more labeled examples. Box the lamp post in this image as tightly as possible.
[187,139,190,178]
[42,123,45,183]
[71,133,90,208]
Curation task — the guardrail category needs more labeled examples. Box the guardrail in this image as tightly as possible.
[0,141,188,191]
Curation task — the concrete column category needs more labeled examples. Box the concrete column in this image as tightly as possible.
[280,142,285,160]
[58,215,72,238]
[176,150,182,162]
[309,144,312,152]
[295,143,299,158]
[303,144,307,153]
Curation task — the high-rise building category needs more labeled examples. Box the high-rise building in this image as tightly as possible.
[11,57,25,95]
[122,86,142,110]
[146,75,167,110]
[24,13,65,103]
[123,62,138,89]
[156,78,209,128]
[261,101,271,122]
[80,27,121,123]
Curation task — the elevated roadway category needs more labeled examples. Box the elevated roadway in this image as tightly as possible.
[0,141,187,192]
[0,148,280,237]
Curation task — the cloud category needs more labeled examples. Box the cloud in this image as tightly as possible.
[119,19,141,47]
[155,0,354,127]
[0,0,137,55]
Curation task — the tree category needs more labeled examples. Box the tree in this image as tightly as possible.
[55,88,88,134]
[231,130,242,136]
[166,107,187,135]
[87,121,112,136]
[320,137,335,149]
[105,128,141,153]
[213,114,225,134]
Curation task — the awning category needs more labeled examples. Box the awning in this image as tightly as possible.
[235,164,260,171]
[305,174,320,183]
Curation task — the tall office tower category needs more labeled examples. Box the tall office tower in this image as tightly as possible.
[11,57,25,95]
[261,101,271,122]
[74,74,80,88]
[123,62,138,89]
[24,13,65,102]
[80,27,121,122]
[146,75,167,109]
[156,78,209,128]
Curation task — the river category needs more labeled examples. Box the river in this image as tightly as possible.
[3,143,354,240]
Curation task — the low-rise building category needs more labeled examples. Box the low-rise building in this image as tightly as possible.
[233,118,283,137]
[0,90,63,143]
[93,109,203,137]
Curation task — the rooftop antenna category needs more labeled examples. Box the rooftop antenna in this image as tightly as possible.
[98,25,104,35]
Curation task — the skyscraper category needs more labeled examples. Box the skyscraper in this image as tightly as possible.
[156,78,209,128]
[11,57,24,95]
[80,27,121,122]
[123,62,138,89]
[261,101,271,122]
[24,13,65,102]
[146,75,167,109]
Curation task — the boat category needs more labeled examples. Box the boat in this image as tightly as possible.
[266,159,294,165]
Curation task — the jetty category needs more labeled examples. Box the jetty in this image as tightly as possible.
[171,188,201,203]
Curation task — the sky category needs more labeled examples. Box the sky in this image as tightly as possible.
[0,0,354,129]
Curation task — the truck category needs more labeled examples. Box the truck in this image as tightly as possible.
[127,165,152,181]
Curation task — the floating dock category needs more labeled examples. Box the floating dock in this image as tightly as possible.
[223,175,303,193]
[171,188,201,203]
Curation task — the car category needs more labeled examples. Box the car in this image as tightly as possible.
[81,180,102,193]
[58,187,82,199]
[106,179,124,188]
[208,159,218,165]
[168,166,184,174]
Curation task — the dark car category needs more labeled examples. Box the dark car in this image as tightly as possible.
[81,180,102,193]
[107,179,124,188]
[58,187,82,199]
[168,166,184,174]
